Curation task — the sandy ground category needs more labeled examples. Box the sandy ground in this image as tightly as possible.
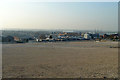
[2,41,118,78]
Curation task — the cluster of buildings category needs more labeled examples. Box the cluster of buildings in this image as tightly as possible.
[35,32,119,42]
[1,31,120,43]
[1,36,29,43]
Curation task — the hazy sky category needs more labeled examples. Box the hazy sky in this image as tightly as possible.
[0,1,118,31]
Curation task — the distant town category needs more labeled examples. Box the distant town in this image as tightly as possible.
[0,30,120,43]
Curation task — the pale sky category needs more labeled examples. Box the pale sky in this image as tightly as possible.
[0,0,118,31]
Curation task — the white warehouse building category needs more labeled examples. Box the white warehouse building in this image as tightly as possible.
[84,33,90,39]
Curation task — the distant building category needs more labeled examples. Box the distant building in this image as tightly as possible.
[91,33,100,39]
[2,36,14,42]
[14,36,20,42]
[36,34,47,42]
[39,34,46,39]
[84,33,90,39]
[52,34,58,40]
[21,38,29,43]
[103,34,108,39]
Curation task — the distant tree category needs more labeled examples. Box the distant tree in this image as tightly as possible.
[49,35,52,39]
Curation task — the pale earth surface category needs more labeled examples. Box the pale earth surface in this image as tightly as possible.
[2,41,118,78]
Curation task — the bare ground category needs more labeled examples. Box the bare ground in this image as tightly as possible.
[2,41,118,78]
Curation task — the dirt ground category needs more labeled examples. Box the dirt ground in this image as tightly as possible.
[2,41,118,78]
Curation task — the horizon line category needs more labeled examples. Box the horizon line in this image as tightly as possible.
[1,28,118,32]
